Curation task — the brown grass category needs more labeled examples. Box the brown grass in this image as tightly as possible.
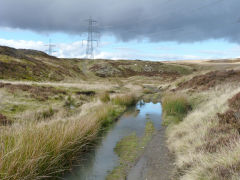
[0,91,137,179]
[0,113,12,126]
[228,92,240,110]
[166,84,240,180]
[99,92,110,102]
[176,70,240,91]
[0,82,66,101]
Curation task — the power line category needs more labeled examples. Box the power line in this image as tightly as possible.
[45,39,56,56]
[83,18,99,59]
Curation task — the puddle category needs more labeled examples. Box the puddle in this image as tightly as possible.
[65,100,162,180]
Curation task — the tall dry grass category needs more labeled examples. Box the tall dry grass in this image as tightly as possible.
[112,94,137,106]
[99,92,110,103]
[0,94,136,179]
[166,84,240,180]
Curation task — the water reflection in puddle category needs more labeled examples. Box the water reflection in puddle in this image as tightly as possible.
[65,101,162,180]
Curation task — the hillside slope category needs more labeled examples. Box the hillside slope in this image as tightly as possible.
[0,46,85,81]
[0,46,195,81]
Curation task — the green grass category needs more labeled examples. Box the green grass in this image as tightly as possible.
[5,104,28,115]
[163,64,193,75]
[162,93,192,125]
[106,121,155,180]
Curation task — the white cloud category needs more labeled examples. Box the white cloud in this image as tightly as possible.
[198,45,240,59]
[94,50,199,61]
[0,38,112,59]
[0,38,226,61]
[54,41,85,58]
[0,38,44,50]
[0,39,86,58]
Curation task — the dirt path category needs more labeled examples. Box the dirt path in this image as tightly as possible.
[127,127,174,180]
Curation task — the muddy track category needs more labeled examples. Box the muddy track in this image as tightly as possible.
[127,127,174,180]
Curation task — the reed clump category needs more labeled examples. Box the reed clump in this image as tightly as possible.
[112,94,137,106]
[162,93,192,125]
[0,93,137,179]
[99,92,110,103]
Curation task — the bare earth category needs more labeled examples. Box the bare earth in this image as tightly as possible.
[127,127,174,180]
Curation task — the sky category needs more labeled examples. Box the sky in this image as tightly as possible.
[0,0,240,61]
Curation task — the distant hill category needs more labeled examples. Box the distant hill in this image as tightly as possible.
[0,46,195,81]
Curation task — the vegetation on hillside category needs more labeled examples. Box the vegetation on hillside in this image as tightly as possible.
[2,45,240,179]
[0,47,84,81]
[0,82,137,179]
[0,46,196,82]
[164,65,240,179]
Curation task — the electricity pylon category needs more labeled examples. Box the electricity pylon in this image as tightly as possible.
[45,39,56,56]
[83,18,99,59]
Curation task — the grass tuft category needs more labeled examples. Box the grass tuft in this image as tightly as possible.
[0,93,137,179]
[112,94,137,106]
[99,92,110,103]
[166,85,240,180]
[162,93,191,125]
[64,95,76,109]
[35,107,56,121]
